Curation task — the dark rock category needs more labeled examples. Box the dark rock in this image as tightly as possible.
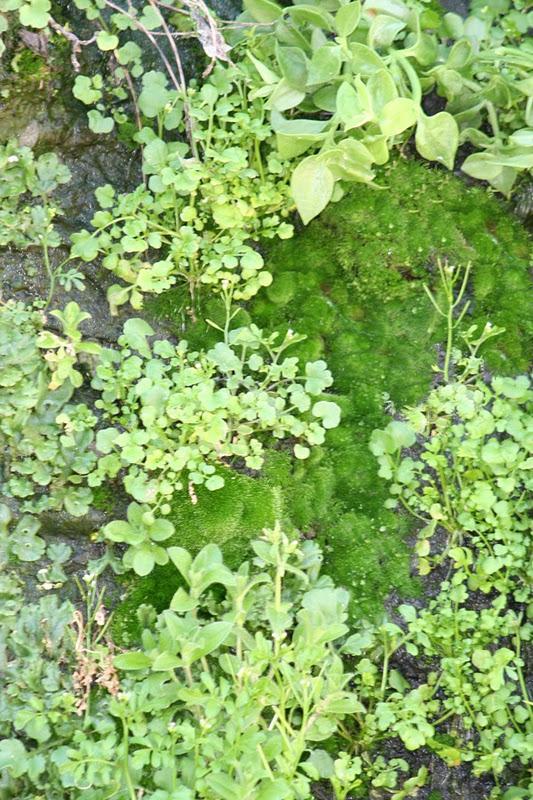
[439,0,470,16]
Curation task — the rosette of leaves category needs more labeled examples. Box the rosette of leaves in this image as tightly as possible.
[0,302,96,516]
[102,502,175,576]
[36,302,102,390]
[239,0,532,221]
[90,318,341,508]
[0,504,46,563]
[71,65,293,312]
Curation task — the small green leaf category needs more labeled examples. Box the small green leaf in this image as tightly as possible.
[291,157,335,225]
[114,652,152,670]
[19,0,50,28]
[120,318,154,357]
[379,97,417,137]
[96,31,119,51]
[205,475,225,491]
[244,0,282,23]
[312,400,341,429]
[415,112,459,170]
[335,1,361,37]
[0,739,27,775]
[294,443,310,459]
[132,548,155,576]
[307,45,342,86]
[87,110,115,134]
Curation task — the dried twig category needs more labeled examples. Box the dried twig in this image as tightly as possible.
[48,18,96,71]
[101,0,198,156]
[148,0,199,156]
[158,0,232,76]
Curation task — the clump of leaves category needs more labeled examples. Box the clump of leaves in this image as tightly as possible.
[0,141,83,303]
[369,359,532,784]
[92,318,341,540]
[238,0,533,221]
[371,369,532,589]
[36,301,101,390]
[0,571,121,799]
[108,523,426,800]
[71,64,293,312]
[102,502,175,576]
[0,141,70,249]
[0,525,428,799]
[0,301,96,516]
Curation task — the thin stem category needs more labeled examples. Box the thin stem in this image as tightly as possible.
[148,0,199,158]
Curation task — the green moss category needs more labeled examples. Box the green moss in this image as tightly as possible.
[167,469,281,559]
[11,49,48,79]
[112,471,282,644]
[266,271,298,305]
[119,157,530,630]
[91,485,116,514]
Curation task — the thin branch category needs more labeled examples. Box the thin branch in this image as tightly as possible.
[148,0,199,156]
[48,17,96,71]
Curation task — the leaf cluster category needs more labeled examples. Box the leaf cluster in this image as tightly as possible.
[239,0,533,220]
[71,64,294,312]
[369,363,532,783]
[0,301,96,517]
[0,141,70,249]
[92,318,340,572]
[0,526,429,800]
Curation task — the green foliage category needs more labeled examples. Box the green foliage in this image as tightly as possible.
[0,0,51,32]
[71,64,293,312]
[92,318,340,528]
[0,141,83,303]
[370,350,532,783]
[36,302,101,390]
[371,368,532,587]
[107,525,427,799]
[103,503,175,576]
[0,4,531,797]
[0,572,123,800]
[0,301,96,517]
[0,504,45,563]
[0,141,70,249]
[239,0,533,220]
[145,157,530,622]
[0,527,428,800]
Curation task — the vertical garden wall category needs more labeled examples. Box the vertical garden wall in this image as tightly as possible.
[0,1,531,799]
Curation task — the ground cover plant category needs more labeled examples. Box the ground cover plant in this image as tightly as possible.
[0,0,531,798]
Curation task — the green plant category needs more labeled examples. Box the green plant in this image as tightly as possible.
[0,570,121,800]
[0,301,96,516]
[108,524,427,800]
[369,352,532,785]
[0,142,82,306]
[370,368,532,583]
[36,302,101,390]
[0,0,51,33]
[237,0,533,221]
[71,63,293,312]
[102,502,175,576]
[92,318,341,528]
[0,526,429,800]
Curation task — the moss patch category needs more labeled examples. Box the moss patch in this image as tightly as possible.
[115,157,531,639]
